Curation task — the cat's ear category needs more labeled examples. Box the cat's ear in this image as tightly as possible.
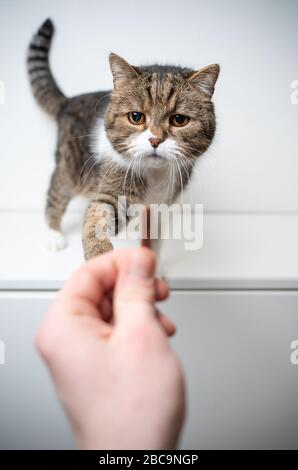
[109,53,139,89]
[186,64,220,98]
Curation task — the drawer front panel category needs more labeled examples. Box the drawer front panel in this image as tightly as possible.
[0,294,74,450]
[0,291,298,449]
[164,291,298,449]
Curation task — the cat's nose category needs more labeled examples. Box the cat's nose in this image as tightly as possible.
[149,137,163,148]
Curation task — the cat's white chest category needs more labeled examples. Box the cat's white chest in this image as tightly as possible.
[144,166,175,205]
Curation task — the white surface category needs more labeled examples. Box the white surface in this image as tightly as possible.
[0,0,298,212]
[1,211,298,289]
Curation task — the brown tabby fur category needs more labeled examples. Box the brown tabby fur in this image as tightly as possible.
[27,19,220,259]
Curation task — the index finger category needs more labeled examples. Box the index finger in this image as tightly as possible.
[59,248,155,307]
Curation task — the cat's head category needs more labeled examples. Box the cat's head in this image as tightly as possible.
[104,53,220,169]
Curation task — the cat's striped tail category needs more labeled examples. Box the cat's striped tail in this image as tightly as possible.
[27,19,67,119]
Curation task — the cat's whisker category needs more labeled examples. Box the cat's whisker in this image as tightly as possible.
[74,133,98,140]
[177,151,193,174]
[122,156,135,193]
[181,144,217,165]
[97,159,122,193]
[76,153,98,190]
[175,153,191,185]
[76,154,94,187]
[168,156,174,204]
[161,159,173,203]
[171,158,177,204]
[81,159,100,189]
[175,152,194,201]
[130,153,141,199]
[137,153,145,185]
[176,152,202,183]
[157,158,172,189]
[176,151,198,175]
[178,143,206,157]
[179,152,202,161]
[94,93,111,114]
[173,154,184,204]
[113,143,130,150]
[113,143,138,162]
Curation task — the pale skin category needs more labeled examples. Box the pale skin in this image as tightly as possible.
[36,248,185,449]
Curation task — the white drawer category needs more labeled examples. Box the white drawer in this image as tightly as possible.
[0,293,74,450]
[165,291,298,449]
[0,291,298,449]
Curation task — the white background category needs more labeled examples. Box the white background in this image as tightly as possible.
[0,0,297,212]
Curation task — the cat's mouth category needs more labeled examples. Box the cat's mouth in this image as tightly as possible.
[142,153,168,169]
[124,145,170,169]
[145,146,170,160]
[148,150,163,159]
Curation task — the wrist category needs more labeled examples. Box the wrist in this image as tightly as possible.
[76,413,179,450]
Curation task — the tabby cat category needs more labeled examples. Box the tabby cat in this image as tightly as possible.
[27,19,220,259]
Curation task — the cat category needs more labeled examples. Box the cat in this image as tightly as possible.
[27,19,220,259]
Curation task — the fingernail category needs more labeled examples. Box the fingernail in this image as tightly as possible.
[128,251,153,279]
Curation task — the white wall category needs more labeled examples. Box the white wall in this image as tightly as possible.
[0,0,297,212]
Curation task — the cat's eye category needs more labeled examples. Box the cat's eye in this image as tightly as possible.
[128,112,145,125]
[170,114,190,127]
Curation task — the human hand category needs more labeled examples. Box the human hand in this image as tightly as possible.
[36,248,185,449]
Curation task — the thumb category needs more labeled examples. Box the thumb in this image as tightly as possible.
[114,248,157,328]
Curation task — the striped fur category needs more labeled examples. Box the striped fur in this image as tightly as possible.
[27,19,66,118]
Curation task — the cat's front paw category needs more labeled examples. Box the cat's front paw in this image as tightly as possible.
[83,238,113,260]
[47,229,67,252]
